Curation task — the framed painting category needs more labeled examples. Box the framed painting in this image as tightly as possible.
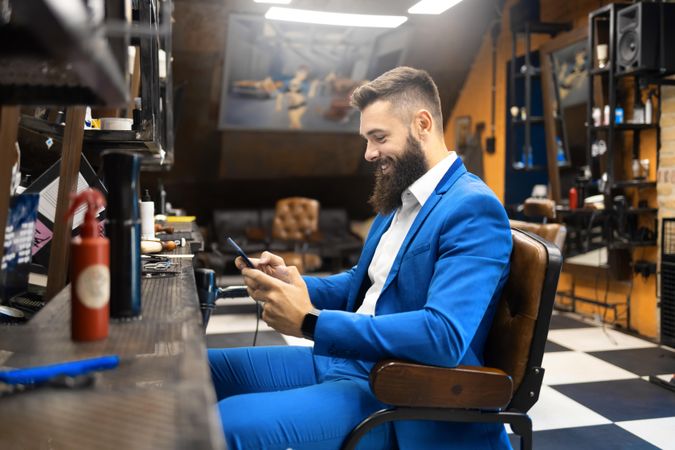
[218,14,407,132]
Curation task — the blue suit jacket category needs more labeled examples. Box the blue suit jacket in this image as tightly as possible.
[304,160,513,449]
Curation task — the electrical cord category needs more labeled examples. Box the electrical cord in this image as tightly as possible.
[600,269,617,346]
[253,301,261,347]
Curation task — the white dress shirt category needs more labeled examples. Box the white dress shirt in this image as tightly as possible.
[356,152,457,315]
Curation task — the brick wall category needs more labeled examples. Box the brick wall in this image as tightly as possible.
[658,87,675,216]
[658,86,675,338]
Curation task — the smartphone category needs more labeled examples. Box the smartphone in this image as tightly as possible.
[226,237,254,268]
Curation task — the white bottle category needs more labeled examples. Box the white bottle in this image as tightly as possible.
[645,95,653,124]
[592,107,602,126]
[140,189,155,240]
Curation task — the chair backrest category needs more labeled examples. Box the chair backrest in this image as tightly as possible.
[272,197,320,241]
[523,197,556,220]
[483,228,562,413]
[509,219,567,251]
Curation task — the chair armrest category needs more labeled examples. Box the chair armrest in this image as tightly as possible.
[369,360,513,410]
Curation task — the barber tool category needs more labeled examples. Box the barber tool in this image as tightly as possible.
[66,189,109,342]
[0,355,119,396]
[154,224,174,234]
[0,355,119,385]
[194,268,248,328]
[143,254,193,259]
[167,237,187,248]
[141,240,170,253]
[0,305,26,324]
[142,255,177,278]
[102,151,142,319]
[141,238,186,253]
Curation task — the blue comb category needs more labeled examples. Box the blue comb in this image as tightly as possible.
[0,355,120,385]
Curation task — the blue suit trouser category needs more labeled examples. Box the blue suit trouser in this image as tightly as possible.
[208,346,395,450]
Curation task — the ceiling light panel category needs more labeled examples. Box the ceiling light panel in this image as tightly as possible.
[254,0,293,4]
[408,0,465,15]
[265,7,408,28]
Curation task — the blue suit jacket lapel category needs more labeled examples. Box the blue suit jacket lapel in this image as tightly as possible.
[346,212,395,311]
[380,158,466,294]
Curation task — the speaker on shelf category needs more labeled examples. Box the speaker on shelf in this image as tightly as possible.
[616,2,675,75]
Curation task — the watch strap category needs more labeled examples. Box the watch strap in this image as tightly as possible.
[301,308,320,340]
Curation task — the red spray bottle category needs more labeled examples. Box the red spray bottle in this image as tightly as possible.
[569,187,578,210]
[66,189,110,342]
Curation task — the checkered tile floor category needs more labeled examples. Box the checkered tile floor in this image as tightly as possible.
[206,286,675,450]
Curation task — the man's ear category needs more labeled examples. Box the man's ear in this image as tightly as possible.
[413,109,434,139]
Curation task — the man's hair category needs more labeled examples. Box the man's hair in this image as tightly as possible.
[350,66,443,132]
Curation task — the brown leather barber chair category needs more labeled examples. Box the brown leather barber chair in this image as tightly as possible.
[509,220,566,252]
[341,228,563,450]
[268,197,322,274]
[511,198,567,251]
[522,197,556,223]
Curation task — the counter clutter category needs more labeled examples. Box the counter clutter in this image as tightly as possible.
[0,222,225,450]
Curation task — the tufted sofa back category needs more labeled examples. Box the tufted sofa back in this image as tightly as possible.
[272,197,320,242]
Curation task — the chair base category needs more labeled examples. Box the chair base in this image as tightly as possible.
[341,407,532,450]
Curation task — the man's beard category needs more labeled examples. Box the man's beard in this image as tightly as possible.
[368,133,428,215]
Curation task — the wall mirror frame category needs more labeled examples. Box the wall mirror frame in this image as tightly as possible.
[540,26,589,203]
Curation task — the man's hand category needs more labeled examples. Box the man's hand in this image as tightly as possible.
[240,265,313,337]
[235,251,291,283]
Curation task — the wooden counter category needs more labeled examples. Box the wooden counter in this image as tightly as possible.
[0,227,225,449]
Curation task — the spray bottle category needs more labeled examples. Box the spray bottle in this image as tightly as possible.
[66,188,109,342]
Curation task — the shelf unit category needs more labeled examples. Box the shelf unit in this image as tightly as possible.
[505,50,550,212]
[587,3,661,258]
[1,0,173,300]
[0,0,128,299]
[508,20,571,172]
[0,0,128,106]
[15,0,174,171]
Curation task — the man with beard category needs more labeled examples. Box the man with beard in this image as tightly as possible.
[208,66,513,450]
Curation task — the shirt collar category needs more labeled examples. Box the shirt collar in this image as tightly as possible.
[403,152,458,208]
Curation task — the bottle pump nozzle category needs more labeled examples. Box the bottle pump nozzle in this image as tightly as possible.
[66,189,106,238]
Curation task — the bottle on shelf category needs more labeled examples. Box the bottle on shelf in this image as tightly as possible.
[645,91,654,124]
[592,107,602,127]
[556,137,566,165]
[633,98,645,124]
[569,187,578,210]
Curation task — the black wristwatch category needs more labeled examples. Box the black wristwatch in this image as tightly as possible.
[301,308,321,340]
